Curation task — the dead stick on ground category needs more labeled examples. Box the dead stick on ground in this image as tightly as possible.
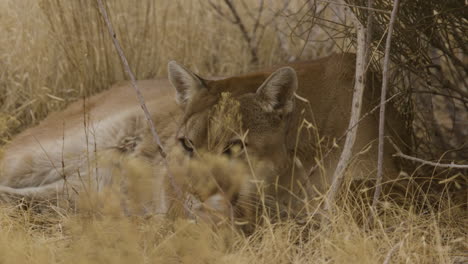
[324,0,368,214]
[95,0,184,203]
[372,0,400,212]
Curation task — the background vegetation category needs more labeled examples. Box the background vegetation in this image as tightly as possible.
[0,0,466,263]
[0,0,342,142]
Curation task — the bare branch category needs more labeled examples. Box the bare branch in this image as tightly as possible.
[324,0,368,213]
[251,0,264,37]
[222,0,259,64]
[207,0,235,23]
[271,1,296,61]
[208,0,292,64]
[238,0,257,20]
[95,0,185,208]
[387,138,468,169]
[372,0,400,211]
[394,153,468,169]
[365,0,374,64]
[316,0,391,14]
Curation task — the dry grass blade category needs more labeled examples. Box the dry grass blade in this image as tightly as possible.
[388,138,468,169]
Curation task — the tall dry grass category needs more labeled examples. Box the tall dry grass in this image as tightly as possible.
[0,0,466,263]
[0,176,465,263]
[0,0,332,141]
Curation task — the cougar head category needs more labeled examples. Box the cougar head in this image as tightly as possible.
[168,61,304,228]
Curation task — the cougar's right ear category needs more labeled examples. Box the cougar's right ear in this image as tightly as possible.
[255,67,297,114]
[168,61,206,105]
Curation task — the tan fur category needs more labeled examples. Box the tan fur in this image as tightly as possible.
[0,79,180,213]
[0,53,407,226]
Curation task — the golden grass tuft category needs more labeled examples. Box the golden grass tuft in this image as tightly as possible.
[1,180,465,263]
[0,175,466,263]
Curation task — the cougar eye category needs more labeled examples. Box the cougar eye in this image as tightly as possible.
[223,139,245,156]
[179,137,194,153]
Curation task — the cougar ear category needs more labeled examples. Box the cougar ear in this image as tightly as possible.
[256,67,297,113]
[168,61,206,105]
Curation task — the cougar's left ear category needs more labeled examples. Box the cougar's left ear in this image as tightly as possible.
[256,67,297,114]
[168,61,206,105]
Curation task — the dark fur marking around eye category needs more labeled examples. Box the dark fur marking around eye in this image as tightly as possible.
[179,137,194,153]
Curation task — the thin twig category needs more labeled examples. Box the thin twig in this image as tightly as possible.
[372,0,400,211]
[208,1,289,64]
[95,0,184,206]
[251,0,264,37]
[316,0,391,14]
[324,0,368,213]
[387,138,468,169]
[394,153,468,169]
[207,0,235,23]
[222,0,259,64]
[365,0,374,64]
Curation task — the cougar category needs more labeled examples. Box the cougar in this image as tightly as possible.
[0,53,407,227]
